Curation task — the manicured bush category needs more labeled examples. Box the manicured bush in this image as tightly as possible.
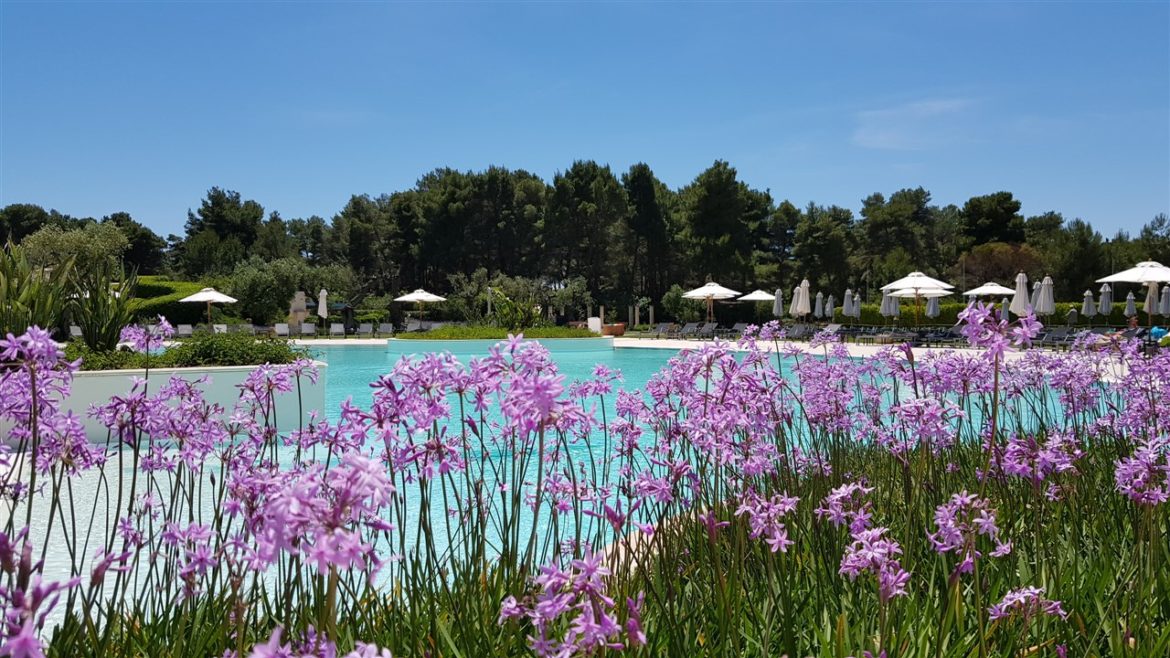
[396,325,597,340]
[63,331,307,371]
[128,276,207,324]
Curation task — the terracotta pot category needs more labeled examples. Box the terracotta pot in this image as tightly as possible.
[601,323,627,336]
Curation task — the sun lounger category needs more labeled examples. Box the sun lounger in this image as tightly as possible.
[329,323,345,337]
[176,324,194,338]
[720,322,748,338]
[696,322,717,339]
[212,324,228,334]
[377,323,394,337]
[301,323,317,337]
[405,319,424,332]
[651,322,674,338]
[357,323,373,338]
[275,323,290,338]
[676,322,699,338]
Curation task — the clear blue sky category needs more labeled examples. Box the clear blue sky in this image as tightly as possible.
[1,1,1167,237]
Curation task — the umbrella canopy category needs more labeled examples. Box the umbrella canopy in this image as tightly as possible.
[881,272,953,292]
[1000,297,1010,321]
[813,292,824,318]
[1097,260,1170,284]
[1161,284,1170,316]
[887,287,951,299]
[826,294,836,319]
[963,282,1016,297]
[1124,292,1137,317]
[395,289,447,303]
[1098,283,1113,316]
[925,295,941,319]
[317,289,329,319]
[180,287,238,324]
[796,280,812,317]
[1081,290,1096,318]
[1030,282,1042,312]
[1036,276,1056,315]
[739,289,776,302]
[1143,281,1160,315]
[1010,272,1031,317]
[772,289,784,318]
[683,282,741,323]
[879,290,901,318]
[852,292,862,319]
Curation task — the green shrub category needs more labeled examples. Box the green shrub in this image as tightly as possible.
[64,332,306,371]
[0,242,74,336]
[396,325,597,340]
[71,261,138,352]
[128,277,207,324]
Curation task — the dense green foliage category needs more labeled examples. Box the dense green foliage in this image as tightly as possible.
[0,243,74,336]
[71,262,138,351]
[64,332,306,370]
[5,163,1168,322]
[395,325,596,340]
[126,276,207,324]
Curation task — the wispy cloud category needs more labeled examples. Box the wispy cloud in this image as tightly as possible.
[852,98,976,150]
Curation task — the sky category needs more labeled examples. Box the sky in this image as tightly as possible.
[1,1,1167,237]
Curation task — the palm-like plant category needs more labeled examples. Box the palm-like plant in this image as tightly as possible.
[71,259,138,352]
[0,241,74,337]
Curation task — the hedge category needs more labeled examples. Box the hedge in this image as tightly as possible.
[129,277,207,324]
[64,332,306,371]
[396,326,598,340]
[832,301,1159,328]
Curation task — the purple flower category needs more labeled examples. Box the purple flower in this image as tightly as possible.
[839,527,910,603]
[928,491,1012,573]
[988,586,1068,621]
[816,481,874,534]
[1114,438,1170,506]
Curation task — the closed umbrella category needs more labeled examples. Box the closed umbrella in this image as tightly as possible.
[1030,282,1042,312]
[1010,272,1031,317]
[1098,283,1113,318]
[1098,261,1170,328]
[852,292,862,319]
[179,287,238,325]
[1000,297,1010,321]
[317,289,329,320]
[1036,276,1056,316]
[813,291,824,319]
[682,282,741,323]
[842,289,854,317]
[925,295,941,319]
[1081,290,1096,319]
[1161,285,1170,317]
[788,286,801,317]
[826,294,836,320]
[1143,282,1159,319]
[797,280,812,317]
[772,288,784,318]
[1124,292,1137,318]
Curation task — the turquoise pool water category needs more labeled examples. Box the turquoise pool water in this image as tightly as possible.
[311,341,682,418]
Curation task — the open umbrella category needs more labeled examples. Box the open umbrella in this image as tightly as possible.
[963,282,1016,297]
[1036,276,1056,316]
[813,291,824,319]
[1124,292,1137,318]
[683,282,741,323]
[1097,260,1170,285]
[772,289,784,318]
[881,272,953,292]
[1161,285,1170,317]
[1098,283,1113,318]
[1010,272,1031,317]
[738,290,776,302]
[889,286,950,326]
[180,287,238,325]
[395,288,448,321]
[1081,290,1096,319]
[317,289,329,320]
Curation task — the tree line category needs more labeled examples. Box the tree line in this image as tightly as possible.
[3,159,1168,313]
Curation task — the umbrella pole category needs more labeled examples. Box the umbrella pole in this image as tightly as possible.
[207,301,212,326]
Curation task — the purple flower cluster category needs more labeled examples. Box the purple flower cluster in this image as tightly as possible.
[499,552,644,656]
[735,490,799,552]
[816,481,874,534]
[839,527,911,603]
[988,586,1068,622]
[1114,437,1170,507]
[119,315,174,352]
[956,302,1042,358]
[928,491,1012,574]
[0,531,80,658]
[247,627,393,658]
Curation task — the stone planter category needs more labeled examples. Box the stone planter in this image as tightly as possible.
[601,323,627,337]
[2,361,328,445]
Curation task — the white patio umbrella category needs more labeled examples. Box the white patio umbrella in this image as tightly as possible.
[889,286,950,326]
[1098,283,1113,317]
[1030,282,1042,312]
[1036,276,1056,316]
[881,272,953,292]
[738,290,776,302]
[788,286,801,317]
[963,282,1016,298]
[683,282,741,323]
[999,298,1010,321]
[180,287,238,325]
[925,295,941,319]
[1081,290,1096,319]
[772,289,784,318]
[395,288,448,321]
[797,279,812,317]
[1161,284,1170,317]
[1124,292,1137,318]
[852,292,862,319]
[813,291,824,319]
[842,288,854,317]
[317,289,329,319]
[825,294,836,320]
[1010,272,1031,317]
[1097,260,1170,285]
